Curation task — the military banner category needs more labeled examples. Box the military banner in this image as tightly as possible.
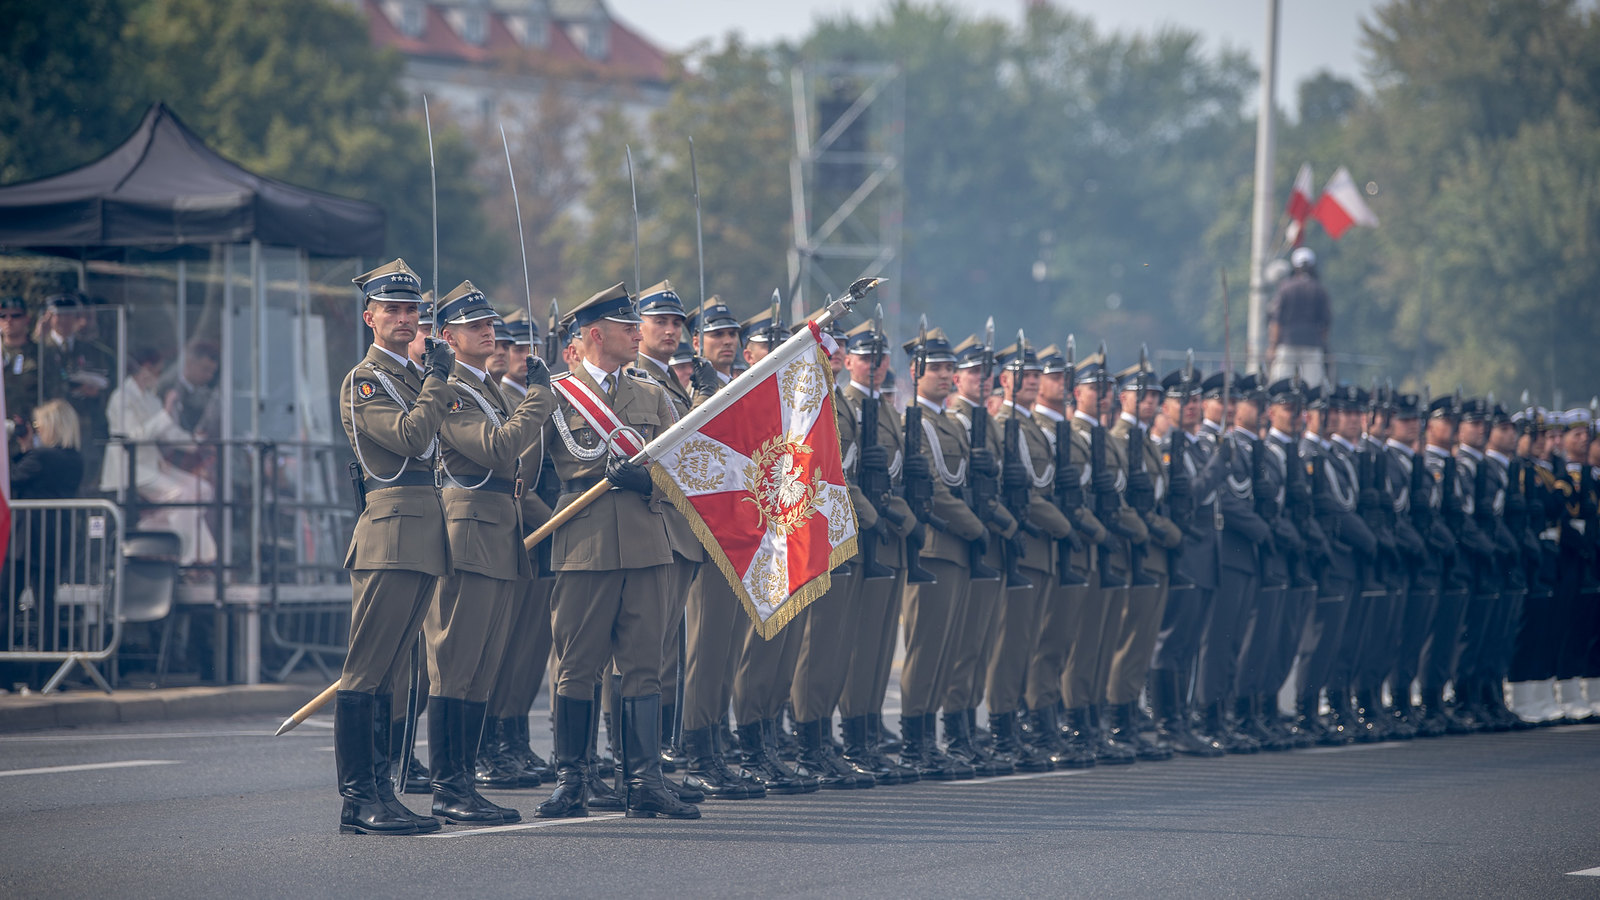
[649,322,858,639]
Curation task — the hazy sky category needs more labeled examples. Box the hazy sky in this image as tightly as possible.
[608,0,1386,98]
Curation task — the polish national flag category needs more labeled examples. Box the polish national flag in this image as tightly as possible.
[1284,163,1314,247]
[1311,166,1380,240]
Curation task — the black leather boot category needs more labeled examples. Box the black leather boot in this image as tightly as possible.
[371,694,439,833]
[794,718,871,789]
[1058,707,1100,767]
[774,704,802,761]
[943,709,1009,777]
[737,719,811,794]
[1089,704,1137,764]
[991,710,1052,773]
[622,694,701,819]
[841,715,902,785]
[874,713,902,755]
[431,700,519,825]
[682,726,757,799]
[336,690,419,835]
[388,711,434,794]
[1295,692,1330,744]
[534,694,591,818]
[923,713,974,778]
[767,718,819,791]
[1204,699,1259,754]
[1112,702,1172,761]
[1322,687,1359,745]
[898,714,955,781]
[1236,695,1289,751]
[507,715,552,783]
[969,708,992,748]
[1039,705,1095,769]
[587,682,625,811]
[474,717,526,789]
[659,702,686,771]
[1153,670,1223,758]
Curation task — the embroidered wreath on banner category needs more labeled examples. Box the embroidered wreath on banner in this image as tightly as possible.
[780,358,825,418]
[746,549,786,611]
[741,435,823,536]
[673,439,729,493]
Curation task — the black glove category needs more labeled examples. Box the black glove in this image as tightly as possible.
[860,444,890,474]
[1055,462,1082,497]
[1127,469,1155,511]
[605,456,653,495]
[1168,466,1191,503]
[1001,457,1028,492]
[422,338,454,381]
[1092,469,1117,497]
[690,358,719,396]
[970,447,999,479]
[903,453,932,485]
[524,355,550,388]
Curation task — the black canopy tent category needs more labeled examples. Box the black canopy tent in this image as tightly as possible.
[0,105,382,687]
[0,102,384,257]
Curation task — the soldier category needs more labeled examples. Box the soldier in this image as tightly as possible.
[2,295,39,455]
[1060,353,1145,764]
[790,317,880,790]
[634,281,716,778]
[423,281,553,825]
[473,318,556,790]
[1149,366,1227,756]
[668,342,696,391]
[407,295,434,368]
[988,341,1074,771]
[1506,406,1564,723]
[894,327,989,779]
[938,335,1018,776]
[335,258,453,835]
[1472,401,1526,728]
[1417,395,1470,734]
[1384,392,1443,732]
[838,320,920,784]
[1106,362,1184,760]
[534,284,698,821]
[1549,409,1597,720]
[37,290,113,494]
[1353,389,1410,739]
[677,297,765,801]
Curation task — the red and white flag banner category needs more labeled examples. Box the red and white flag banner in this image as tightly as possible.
[649,323,857,639]
[1284,162,1315,247]
[1311,166,1380,240]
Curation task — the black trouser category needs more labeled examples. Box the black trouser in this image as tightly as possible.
[1152,586,1209,677]
[1198,568,1254,705]
[1508,547,1559,682]
[1301,569,1353,703]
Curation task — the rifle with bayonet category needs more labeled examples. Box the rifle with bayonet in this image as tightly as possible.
[1000,330,1035,590]
[855,302,897,580]
[1124,345,1156,587]
[1090,343,1126,589]
[1053,336,1087,587]
[965,318,1002,581]
[900,316,938,585]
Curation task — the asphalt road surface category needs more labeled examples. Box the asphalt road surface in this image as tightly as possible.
[4,714,1600,898]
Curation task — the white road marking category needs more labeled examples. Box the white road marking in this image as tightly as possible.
[1566,866,1600,877]
[426,813,626,837]
[943,768,1092,785]
[1299,742,1410,755]
[0,730,315,742]
[0,759,182,777]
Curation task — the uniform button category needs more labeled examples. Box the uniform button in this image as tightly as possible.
[391,506,399,513]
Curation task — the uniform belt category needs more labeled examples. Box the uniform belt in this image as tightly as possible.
[364,471,435,491]
[447,476,518,495]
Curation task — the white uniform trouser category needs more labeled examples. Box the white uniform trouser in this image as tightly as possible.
[1270,346,1326,388]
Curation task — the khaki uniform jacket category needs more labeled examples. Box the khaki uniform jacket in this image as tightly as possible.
[945,395,1018,548]
[841,382,917,566]
[836,384,879,534]
[993,403,1073,572]
[636,353,707,564]
[907,399,988,565]
[1072,413,1148,577]
[340,345,454,577]
[1039,407,1107,574]
[502,379,557,533]
[543,365,677,572]
[1109,416,1184,575]
[438,362,553,580]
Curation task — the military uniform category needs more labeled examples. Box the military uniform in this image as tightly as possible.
[535,284,697,821]
[37,291,114,494]
[335,259,451,835]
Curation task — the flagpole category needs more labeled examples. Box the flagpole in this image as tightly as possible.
[1247,0,1280,373]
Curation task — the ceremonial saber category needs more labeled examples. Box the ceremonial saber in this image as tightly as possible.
[521,280,882,552]
[501,123,536,328]
[626,145,642,293]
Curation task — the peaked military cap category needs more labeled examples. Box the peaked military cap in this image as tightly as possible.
[688,296,740,334]
[638,280,687,318]
[1458,398,1489,422]
[1562,407,1593,430]
[437,280,498,325]
[354,259,424,304]
[1232,372,1268,402]
[502,320,530,346]
[1268,377,1306,405]
[1391,392,1422,418]
[743,307,788,345]
[996,340,1043,372]
[1304,384,1327,411]
[493,319,514,342]
[1327,382,1363,411]
[1037,344,1067,375]
[1162,368,1202,399]
[903,327,957,363]
[1117,361,1161,393]
[1427,394,1460,420]
[565,283,642,330]
[669,342,696,367]
[1073,351,1114,384]
[1488,402,1511,425]
[845,320,890,355]
[953,334,988,369]
[417,291,435,326]
[1200,371,1228,398]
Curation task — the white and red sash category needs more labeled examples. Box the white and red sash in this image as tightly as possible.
[551,372,646,457]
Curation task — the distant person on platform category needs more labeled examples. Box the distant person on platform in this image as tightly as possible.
[1267,247,1331,389]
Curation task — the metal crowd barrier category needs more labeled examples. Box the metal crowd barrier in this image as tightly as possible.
[2,500,125,693]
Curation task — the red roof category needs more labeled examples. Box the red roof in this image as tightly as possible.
[363,0,669,84]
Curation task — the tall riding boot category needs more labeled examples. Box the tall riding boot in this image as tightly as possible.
[335,690,418,835]
[535,694,592,818]
[990,710,1052,773]
[1205,699,1259,754]
[621,694,701,819]
[507,714,552,784]
[683,726,756,799]
[737,719,810,794]
[388,709,433,794]
[1154,670,1222,758]
[371,693,439,833]
[585,682,625,811]
[474,717,524,788]
[659,701,684,772]
[431,699,519,825]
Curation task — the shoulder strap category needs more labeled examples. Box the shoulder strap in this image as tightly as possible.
[551,373,646,458]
